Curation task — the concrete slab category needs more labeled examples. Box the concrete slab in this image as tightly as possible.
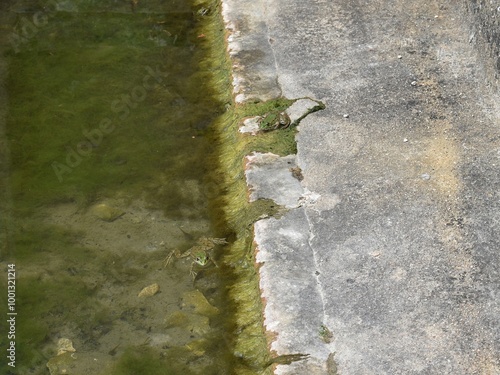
[223,0,500,373]
[255,208,333,375]
[245,153,303,209]
[221,0,281,103]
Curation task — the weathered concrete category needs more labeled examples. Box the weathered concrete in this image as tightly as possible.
[464,0,500,83]
[245,153,303,209]
[222,0,282,102]
[224,1,500,374]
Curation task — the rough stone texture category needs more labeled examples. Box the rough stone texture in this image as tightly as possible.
[255,209,332,375]
[224,0,500,374]
[221,0,281,102]
[464,0,500,82]
[240,116,261,135]
[286,98,323,126]
[245,153,303,209]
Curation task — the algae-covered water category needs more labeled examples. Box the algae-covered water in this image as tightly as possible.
[0,0,238,373]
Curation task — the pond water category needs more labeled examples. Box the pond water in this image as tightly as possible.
[0,0,237,374]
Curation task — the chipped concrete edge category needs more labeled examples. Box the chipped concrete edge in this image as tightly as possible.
[221,1,332,374]
[221,0,282,103]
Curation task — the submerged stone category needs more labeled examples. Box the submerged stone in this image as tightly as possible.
[185,338,209,357]
[90,203,125,222]
[56,338,76,356]
[138,283,160,297]
[165,311,211,336]
[182,289,219,317]
[165,311,190,328]
[46,352,74,375]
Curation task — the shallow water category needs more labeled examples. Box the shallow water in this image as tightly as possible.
[0,0,234,373]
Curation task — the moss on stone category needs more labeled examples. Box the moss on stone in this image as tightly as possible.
[201,3,304,373]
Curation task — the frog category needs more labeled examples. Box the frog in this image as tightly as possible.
[319,324,333,343]
[163,237,227,278]
[258,111,291,131]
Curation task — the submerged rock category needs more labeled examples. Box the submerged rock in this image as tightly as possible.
[138,283,160,297]
[182,289,219,317]
[57,338,76,356]
[164,311,211,336]
[185,338,209,357]
[165,311,190,328]
[46,353,74,375]
[90,203,125,222]
[46,337,77,373]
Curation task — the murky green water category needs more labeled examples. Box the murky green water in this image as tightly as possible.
[0,1,236,373]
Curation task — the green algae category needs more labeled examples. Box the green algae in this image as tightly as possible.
[200,6,300,374]
[5,9,218,218]
[0,1,236,374]
[195,4,323,372]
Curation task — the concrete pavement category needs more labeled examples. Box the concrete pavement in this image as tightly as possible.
[223,1,500,374]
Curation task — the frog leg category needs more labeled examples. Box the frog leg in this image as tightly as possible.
[209,257,219,268]
[179,249,194,259]
[280,113,291,129]
[189,263,198,279]
[163,248,182,267]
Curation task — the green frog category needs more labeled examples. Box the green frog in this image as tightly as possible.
[164,237,227,278]
[258,111,291,131]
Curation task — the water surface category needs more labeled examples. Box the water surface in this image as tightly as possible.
[0,0,234,373]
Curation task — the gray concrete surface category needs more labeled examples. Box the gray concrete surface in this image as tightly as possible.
[224,1,500,374]
[464,0,500,85]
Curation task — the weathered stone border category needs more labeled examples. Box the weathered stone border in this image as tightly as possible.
[221,1,331,373]
[221,0,282,103]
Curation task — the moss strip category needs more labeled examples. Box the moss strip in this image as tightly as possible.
[200,1,327,372]
[200,2,295,374]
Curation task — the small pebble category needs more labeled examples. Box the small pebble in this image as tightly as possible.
[403,138,408,142]
[421,173,431,180]
[343,114,349,118]
[57,338,76,356]
[138,283,160,297]
[411,81,417,86]
[397,55,402,59]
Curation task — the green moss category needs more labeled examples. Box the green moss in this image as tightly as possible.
[198,4,300,374]
[182,3,280,372]
[198,1,325,372]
